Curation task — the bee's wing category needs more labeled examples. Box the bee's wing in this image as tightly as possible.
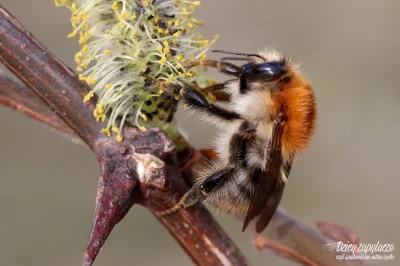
[242,119,290,233]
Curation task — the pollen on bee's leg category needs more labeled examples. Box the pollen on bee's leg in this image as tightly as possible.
[157,186,205,217]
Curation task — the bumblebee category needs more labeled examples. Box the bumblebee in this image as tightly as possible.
[149,49,316,233]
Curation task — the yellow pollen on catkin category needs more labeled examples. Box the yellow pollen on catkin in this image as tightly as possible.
[111,1,119,11]
[79,37,86,45]
[192,18,200,25]
[96,104,104,113]
[83,91,94,103]
[57,0,218,142]
[163,41,170,54]
[67,31,77,38]
[71,3,78,13]
[101,128,111,137]
[159,57,167,64]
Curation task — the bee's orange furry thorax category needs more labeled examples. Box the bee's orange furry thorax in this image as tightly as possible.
[273,74,316,161]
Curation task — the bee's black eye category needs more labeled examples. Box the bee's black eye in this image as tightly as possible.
[243,61,286,80]
[253,62,285,76]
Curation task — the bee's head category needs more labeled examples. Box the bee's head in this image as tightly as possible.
[242,61,286,79]
[240,60,288,93]
[212,49,290,94]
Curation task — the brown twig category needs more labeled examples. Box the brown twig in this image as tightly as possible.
[0,5,249,266]
[254,237,319,266]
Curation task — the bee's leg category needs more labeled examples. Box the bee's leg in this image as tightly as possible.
[187,60,242,77]
[159,130,250,216]
[192,81,225,94]
[179,82,241,121]
[199,168,234,194]
[142,74,241,121]
[193,79,237,101]
[157,185,205,216]
[158,168,234,217]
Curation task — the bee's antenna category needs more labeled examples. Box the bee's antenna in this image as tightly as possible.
[220,57,251,61]
[212,49,264,60]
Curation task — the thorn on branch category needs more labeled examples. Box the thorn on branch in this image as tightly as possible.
[83,127,174,265]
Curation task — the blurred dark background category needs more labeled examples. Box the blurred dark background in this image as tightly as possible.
[0,0,399,265]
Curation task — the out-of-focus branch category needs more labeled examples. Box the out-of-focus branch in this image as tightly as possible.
[0,73,82,145]
[254,238,319,266]
[0,6,249,266]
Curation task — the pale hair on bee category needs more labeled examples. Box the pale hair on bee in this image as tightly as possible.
[144,48,316,233]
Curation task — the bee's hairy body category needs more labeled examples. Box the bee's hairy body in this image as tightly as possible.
[154,49,316,233]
